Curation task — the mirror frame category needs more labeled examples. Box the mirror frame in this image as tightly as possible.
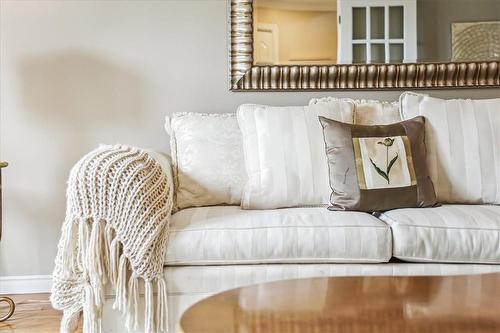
[229,0,500,91]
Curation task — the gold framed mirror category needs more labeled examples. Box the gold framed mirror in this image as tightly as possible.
[229,0,500,90]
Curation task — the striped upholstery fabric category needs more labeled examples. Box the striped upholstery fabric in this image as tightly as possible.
[310,97,402,125]
[400,93,500,204]
[352,100,401,125]
[102,263,500,333]
[237,102,354,209]
[381,205,500,263]
[165,264,500,296]
[164,206,391,265]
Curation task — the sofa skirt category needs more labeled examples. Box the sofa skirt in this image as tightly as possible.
[101,263,500,333]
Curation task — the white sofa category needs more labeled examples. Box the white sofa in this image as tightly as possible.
[101,96,500,333]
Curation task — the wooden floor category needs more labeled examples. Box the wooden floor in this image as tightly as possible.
[0,294,82,333]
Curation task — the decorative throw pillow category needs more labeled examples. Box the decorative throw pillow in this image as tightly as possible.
[398,91,428,119]
[237,101,354,209]
[352,100,401,125]
[310,97,401,125]
[166,112,246,210]
[400,92,500,204]
[319,116,438,212]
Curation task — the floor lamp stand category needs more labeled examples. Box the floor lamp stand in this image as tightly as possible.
[0,162,15,322]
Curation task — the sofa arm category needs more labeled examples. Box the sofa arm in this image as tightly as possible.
[52,144,174,333]
[146,149,173,182]
[60,144,175,224]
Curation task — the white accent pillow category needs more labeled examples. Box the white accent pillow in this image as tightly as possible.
[166,113,246,209]
[310,97,401,125]
[237,101,354,209]
[398,91,427,119]
[400,92,500,204]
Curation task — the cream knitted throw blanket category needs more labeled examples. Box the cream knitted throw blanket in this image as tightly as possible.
[51,145,173,333]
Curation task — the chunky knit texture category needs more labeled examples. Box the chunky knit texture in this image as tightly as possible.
[51,145,173,333]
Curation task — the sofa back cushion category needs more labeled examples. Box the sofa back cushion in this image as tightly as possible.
[166,113,246,209]
[400,92,500,204]
[237,101,354,209]
[310,97,401,125]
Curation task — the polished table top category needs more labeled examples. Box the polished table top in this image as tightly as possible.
[178,273,500,333]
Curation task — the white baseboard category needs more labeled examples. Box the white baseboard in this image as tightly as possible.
[0,275,52,294]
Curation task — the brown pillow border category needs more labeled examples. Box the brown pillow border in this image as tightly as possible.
[319,115,438,212]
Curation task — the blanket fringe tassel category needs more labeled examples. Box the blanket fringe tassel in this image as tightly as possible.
[61,218,168,333]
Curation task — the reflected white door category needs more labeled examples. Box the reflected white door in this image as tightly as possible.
[254,23,279,65]
[337,0,416,64]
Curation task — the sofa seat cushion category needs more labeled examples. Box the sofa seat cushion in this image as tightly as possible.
[381,205,500,263]
[165,206,391,265]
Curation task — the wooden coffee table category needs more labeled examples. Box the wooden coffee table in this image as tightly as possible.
[178,273,500,333]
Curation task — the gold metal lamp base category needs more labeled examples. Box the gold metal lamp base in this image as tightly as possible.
[0,162,15,322]
[0,296,15,322]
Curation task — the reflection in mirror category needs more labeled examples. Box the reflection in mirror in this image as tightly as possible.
[253,0,338,65]
[253,0,500,65]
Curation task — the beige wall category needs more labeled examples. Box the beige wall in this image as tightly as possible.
[0,0,499,276]
[255,7,337,64]
[417,0,500,62]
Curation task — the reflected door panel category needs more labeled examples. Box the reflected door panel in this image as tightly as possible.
[255,23,279,65]
[338,0,416,64]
